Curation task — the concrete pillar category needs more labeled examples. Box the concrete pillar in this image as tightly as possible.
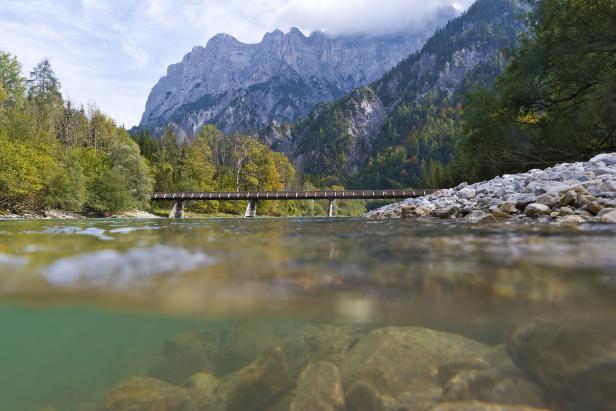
[244,199,258,218]
[328,199,335,218]
[169,201,185,219]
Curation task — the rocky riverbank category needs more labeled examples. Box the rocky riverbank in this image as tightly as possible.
[0,209,161,220]
[366,153,616,224]
[92,316,615,411]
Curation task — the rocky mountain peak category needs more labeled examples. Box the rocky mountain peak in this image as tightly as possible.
[139,15,455,136]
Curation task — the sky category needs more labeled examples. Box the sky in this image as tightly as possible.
[0,0,473,128]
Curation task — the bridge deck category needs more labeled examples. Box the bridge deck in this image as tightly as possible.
[151,189,437,201]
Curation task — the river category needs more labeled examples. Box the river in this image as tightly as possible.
[0,218,615,411]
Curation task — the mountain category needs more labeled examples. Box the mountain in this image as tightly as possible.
[264,0,526,187]
[139,10,456,139]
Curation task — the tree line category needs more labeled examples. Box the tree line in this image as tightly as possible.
[0,52,369,216]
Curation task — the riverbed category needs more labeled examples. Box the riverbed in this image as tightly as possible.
[0,218,615,411]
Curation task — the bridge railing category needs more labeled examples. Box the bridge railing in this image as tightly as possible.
[151,189,438,201]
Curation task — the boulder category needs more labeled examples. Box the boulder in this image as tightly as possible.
[186,373,224,411]
[431,402,550,411]
[291,361,345,411]
[507,318,616,411]
[432,206,459,219]
[558,207,574,216]
[441,362,545,408]
[600,210,616,223]
[557,215,587,225]
[589,153,616,166]
[340,327,488,399]
[466,210,497,223]
[536,194,559,207]
[224,346,291,411]
[458,187,476,200]
[99,377,196,411]
[217,323,281,375]
[282,324,360,379]
[524,204,551,218]
[345,380,388,411]
[500,201,518,214]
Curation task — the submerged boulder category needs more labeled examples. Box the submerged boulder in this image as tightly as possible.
[431,402,550,411]
[291,361,345,411]
[340,327,488,399]
[224,346,291,411]
[99,377,196,411]
[507,318,616,411]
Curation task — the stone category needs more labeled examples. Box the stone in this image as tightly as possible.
[597,207,615,217]
[291,361,345,411]
[99,377,196,411]
[217,323,281,375]
[224,346,291,411]
[558,207,574,216]
[589,153,616,166]
[438,358,490,385]
[599,210,616,223]
[282,324,359,379]
[560,190,578,207]
[415,205,432,217]
[536,194,559,207]
[513,195,537,210]
[500,201,518,214]
[186,373,224,411]
[584,201,603,215]
[524,204,551,218]
[441,362,546,408]
[340,327,487,399]
[458,187,476,200]
[431,402,550,411]
[466,210,497,223]
[491,209,510,220]
[557,215,586,224]
[507,318,616,411]
[394,388,442,411]
[401,206,414,219]
[345,381,388,411]
[432,206,459,219]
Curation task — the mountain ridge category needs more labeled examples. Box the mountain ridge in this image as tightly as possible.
[138,9,457,139]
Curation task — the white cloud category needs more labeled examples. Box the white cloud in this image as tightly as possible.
[0,0,474,127]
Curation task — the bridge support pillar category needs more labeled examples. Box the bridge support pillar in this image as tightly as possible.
[169,201,185,219]
[328,199,335,218]
[244,200,257,218]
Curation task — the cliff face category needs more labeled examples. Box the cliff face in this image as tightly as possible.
[139,17,455,138]
[271,0,526,185]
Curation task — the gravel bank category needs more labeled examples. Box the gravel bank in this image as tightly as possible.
[365,153,616,224]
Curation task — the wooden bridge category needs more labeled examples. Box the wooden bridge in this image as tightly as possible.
[151,189,437,218]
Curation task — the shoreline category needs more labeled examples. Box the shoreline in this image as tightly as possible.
[366,153,616,224]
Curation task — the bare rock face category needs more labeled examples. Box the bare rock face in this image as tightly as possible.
[99,377,196,411]
[290,361,345,411]
[139,23,451,137]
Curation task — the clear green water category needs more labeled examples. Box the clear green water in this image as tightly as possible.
[0,218,615,411]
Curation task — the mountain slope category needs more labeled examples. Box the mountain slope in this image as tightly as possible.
[270,0,526,187]
[139,12,456,138]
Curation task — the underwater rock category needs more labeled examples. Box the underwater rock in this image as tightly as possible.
[99,377,196,411]
[394,387,442,411]
[224,346,291,411]
[217,322,281,376]
[282,324,360,378]
[345,380,388,411]
[441,362,545,408]
[186,373,225,411]
[150,330,218,385]
[507,318,616,411]
[340,327,488,399]
[431,402,550,411]
[290,361,345,411]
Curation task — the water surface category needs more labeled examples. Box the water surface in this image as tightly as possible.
[1,218,615,410]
